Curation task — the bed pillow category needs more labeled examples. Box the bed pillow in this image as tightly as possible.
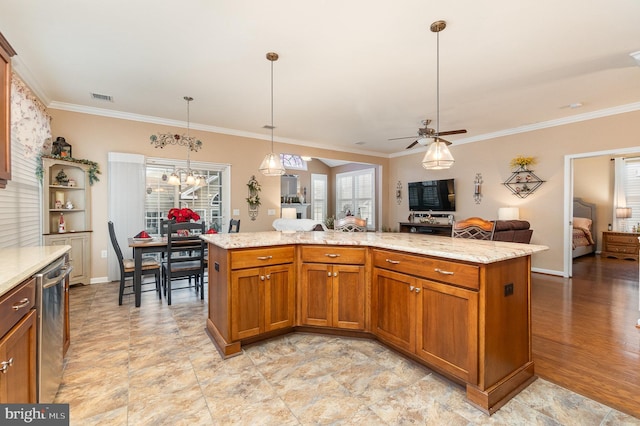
[573,217,592,230]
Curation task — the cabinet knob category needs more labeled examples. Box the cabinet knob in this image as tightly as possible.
[409,285,415,292]
[333,272,338,277]
[414,287,421,293]
[327,272,332,277]
[266,274,271,280]
[0,358,14,373]
[260,275,265,281]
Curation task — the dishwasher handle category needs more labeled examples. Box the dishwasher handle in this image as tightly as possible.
[42,265,73,289]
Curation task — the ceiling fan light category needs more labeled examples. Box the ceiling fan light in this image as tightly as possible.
[259,152,286,176]
[422,140,454,170]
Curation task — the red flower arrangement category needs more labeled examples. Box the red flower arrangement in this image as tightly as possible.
[167,208,200,223]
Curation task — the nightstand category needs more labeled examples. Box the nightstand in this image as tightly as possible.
[601,231,640,261]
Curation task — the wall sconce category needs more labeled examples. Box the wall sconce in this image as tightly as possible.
[396,181,402,205]
[473,173,482,204]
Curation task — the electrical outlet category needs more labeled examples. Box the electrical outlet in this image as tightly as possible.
[101,250,108,258]
[233,209,240,216]
[267,209,275,216]
[504,283,514,297]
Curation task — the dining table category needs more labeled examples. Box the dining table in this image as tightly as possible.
[127,237,170,307]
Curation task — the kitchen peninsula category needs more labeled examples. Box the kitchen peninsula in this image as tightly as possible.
[202,231,547,414]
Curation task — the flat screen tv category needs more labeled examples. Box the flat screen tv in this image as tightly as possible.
[408,179,455,212]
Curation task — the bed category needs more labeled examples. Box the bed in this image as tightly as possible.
[573,198,597,258]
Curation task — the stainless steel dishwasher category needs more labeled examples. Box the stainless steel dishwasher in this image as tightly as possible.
[35,254,72,403]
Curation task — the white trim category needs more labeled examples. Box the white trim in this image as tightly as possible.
[107,152,145,164]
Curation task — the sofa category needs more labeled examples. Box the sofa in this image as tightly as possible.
[492,220,533,244]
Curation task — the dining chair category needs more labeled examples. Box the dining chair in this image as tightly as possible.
[228,219,240,233]
[451,217,495,240]
[334,216,367,232]
[108,221,161,305]
[162,221,206,305]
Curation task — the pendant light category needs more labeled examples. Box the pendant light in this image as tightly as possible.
[150,96,205,186]
[259,52,286,176]
[422,21,455,170]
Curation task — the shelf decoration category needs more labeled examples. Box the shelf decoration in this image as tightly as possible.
[473,173,483,204]
[396,181,402,205]
[246,175,261,221]
[37,154,101,185]
[503,156,544,198]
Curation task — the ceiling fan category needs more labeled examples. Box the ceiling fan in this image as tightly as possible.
[389,118,467,150]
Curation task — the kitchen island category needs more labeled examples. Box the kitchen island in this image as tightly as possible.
[202,231,547,414]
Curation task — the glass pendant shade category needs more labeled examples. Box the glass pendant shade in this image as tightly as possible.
[259,152,286,176]
[185,172,196,186]
[421,140,454,170]
[167,173,180,186]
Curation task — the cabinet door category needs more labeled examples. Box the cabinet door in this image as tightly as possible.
[415,279,478,383]
[264,264,295,332]
[333,265,365,330]
[372,268,416,352]
[67,234,89,284]
[300,263,332,327]
[0,310,37,403]
[231,268,263,340]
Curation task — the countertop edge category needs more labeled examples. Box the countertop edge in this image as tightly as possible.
[201,231,548,264]
[0,245,71,297]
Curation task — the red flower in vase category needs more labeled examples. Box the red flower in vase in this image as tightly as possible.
[167,208,200,223]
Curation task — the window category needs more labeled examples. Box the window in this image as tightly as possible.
[280,154,307,171]
[623,158,640,229]
[335,168,375,230]
[311,173,327,221]
[145,158,230,233]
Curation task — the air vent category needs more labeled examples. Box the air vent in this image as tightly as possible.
[90,92,113,102]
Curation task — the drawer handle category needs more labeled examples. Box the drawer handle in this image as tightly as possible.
[12,298,30,311]
[257,256,273,260]
[325,254,341,258]
[0,358,14,373]
[435,268,454,275]
[385,259,400,264]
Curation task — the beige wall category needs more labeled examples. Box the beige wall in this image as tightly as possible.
[387,110,640,274]
[48,108,640,278]
[48,109,388,281]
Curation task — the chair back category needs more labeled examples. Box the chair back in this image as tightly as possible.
[228,219,241,233]
[166,221,206,274]
[160,218,176,236]
[107,221,126,274]
[334,216,367,232]
[451,217,495,240]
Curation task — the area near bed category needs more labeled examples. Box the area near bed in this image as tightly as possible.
[573,198,597,259]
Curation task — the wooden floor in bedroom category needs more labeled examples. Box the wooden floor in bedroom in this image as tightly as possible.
[531,254,640,419]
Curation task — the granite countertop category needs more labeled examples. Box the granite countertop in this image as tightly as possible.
[0,246,71,297]
[201,231,548,264]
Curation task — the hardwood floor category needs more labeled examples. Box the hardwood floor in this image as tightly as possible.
[532,254,640,418]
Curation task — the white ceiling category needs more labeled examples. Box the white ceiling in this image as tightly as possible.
[1,1,639,157]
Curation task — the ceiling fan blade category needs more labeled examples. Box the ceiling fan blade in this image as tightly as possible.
[388,136,416,141]
[405,140,419,149]
[436,129,467,136]
[436,137,452,145]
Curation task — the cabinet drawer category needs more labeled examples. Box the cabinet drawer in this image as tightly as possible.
[605,244,638,254]
[0,278,36,338]
[300,246,367,265]
[231,246,295,269]
[373,249,479,290]
[606,234,639,245]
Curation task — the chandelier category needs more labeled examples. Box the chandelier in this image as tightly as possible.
[259,52,286,176]
[150,96,205,186]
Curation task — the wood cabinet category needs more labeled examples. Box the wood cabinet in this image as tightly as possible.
[299,246,366,330]
[372,258,478,382]
[372,248,532,414]
[0,33,16,189]
[601,231,640,261]
[207,245,295,355]
[0,278,37,403]
[42,157,92,285]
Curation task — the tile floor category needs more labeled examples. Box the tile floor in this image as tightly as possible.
[56,281,640,426]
